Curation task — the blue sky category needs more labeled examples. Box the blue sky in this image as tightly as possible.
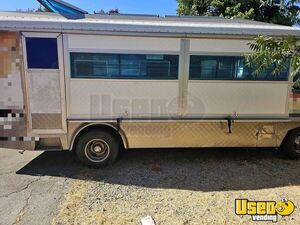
[0,0,178,16]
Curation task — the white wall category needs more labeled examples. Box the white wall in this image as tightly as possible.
[187,38,289,117]
[187,81,289,117]
[68,34,181,52]
[66,35,289,119]
[66,34,181,119]
[67,35,180,119]
[69,80,179,119]
[189,39,252,54]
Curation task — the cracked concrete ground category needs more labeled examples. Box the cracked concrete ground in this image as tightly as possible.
[0,148,74,225]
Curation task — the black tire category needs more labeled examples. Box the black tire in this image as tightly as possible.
[76,130,119,167]
[281,128,300,160]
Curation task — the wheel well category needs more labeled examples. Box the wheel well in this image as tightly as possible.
[280,127,300,147]
[71,123,126,151]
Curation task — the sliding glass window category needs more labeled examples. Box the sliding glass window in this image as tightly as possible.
[190,56,289,81]
[70,53,179,80]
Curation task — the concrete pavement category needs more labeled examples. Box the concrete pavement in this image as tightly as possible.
[0,149,74,225]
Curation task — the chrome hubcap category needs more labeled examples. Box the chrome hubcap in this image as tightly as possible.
[85,139,110,162]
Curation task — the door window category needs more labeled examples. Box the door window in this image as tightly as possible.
[26,37,58,69]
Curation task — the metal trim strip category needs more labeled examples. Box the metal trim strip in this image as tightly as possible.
[67,117,293,122]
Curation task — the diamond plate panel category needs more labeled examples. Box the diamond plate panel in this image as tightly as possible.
[121,121,300,148]
[32,113,62,129]
[121,121,258,148]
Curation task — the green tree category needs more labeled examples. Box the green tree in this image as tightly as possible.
[177,0,300,26]
[94,9,120,14]
[246,35,300,88]
[16,5,50,13]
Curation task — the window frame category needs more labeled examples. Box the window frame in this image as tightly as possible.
[69,52,180,80]
[189,55,290,82]
[25,37,59,70]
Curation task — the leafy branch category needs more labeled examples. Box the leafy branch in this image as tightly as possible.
[177,0,300,26]
[246,35,300,82]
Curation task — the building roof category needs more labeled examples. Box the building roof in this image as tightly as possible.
[0,11,299,37]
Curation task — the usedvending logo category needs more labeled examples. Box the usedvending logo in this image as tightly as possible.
[235,198,295,223]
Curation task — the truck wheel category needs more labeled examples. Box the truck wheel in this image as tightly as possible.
[76,130,119,167]
[281,129,300,160]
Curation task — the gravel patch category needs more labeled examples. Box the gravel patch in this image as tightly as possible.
[52,148,300,225]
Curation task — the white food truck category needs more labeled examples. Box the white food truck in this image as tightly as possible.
[1,1,300,167]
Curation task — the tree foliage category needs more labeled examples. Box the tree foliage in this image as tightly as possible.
[177,0,300,26]
[94,9,119,14]
[247,36,300,87]
[17,6,51,13]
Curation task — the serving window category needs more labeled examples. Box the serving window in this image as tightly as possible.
[189,55,289,81]
[70,52,179,80]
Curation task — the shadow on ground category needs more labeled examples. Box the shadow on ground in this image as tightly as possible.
[17,148,300,192]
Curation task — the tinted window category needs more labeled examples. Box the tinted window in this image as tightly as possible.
[70,53,179,79]
[190,55,289,81]
[190,56,236,80]
[26,38,58,69]
[235,58,289,81]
